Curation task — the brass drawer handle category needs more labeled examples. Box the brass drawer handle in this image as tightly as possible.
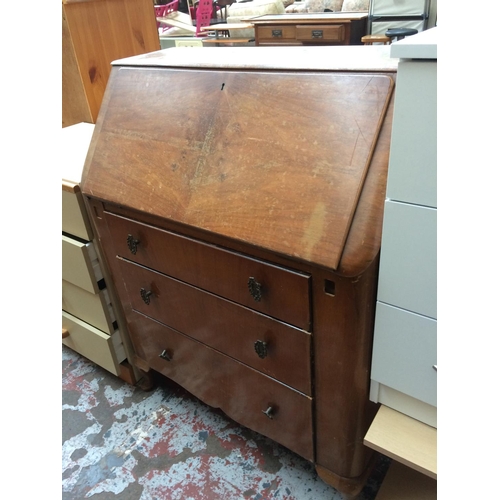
[262,406,274,419]
[159,349,172,361]
[248,277,262,302]
[311,29,323,39]
[127,234,140,254]
[140,288,153,305]
[254,340,268,359]
[272,29,282,38]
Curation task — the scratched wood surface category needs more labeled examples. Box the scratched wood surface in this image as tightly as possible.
[83,67,393,270]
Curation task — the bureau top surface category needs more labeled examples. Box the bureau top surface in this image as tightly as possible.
[82,51,394,271]
[112,46,398,72]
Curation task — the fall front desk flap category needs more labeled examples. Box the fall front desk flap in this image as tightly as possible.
[82,48,395,272]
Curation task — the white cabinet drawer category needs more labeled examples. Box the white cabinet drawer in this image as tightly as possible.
[377,201,436,319]
[386,60,437,208]
[62,183,93,241]
[62,311,125,376]
[62,235,103,294]
[371,302,437,407]
[62,279,116,334]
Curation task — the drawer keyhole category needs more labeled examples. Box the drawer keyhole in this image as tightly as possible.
[127,234,140,254]
[248,277,262,302]
[262,406,274,419]
[254,340,268,359]
[140,288,153,305]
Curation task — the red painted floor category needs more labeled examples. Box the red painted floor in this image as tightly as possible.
[62,346,390,499]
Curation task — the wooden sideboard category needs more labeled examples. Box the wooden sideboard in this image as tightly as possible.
[81,46,397,497]
[247,13,368,46]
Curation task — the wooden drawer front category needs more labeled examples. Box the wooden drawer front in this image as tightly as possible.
[377,201,436,319]
[105,211,311,330]
[371,303,437,407]
[62,279,116,334]
[62,185,93,240]
[296,24,345,43]
[62,235,104,294]
[258,25,296,41]
[129,312,314,461]
[62,311,126,376]
[117,258,312,395]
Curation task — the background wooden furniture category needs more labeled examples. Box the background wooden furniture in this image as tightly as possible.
[62,123,136,384]
[62,0,160,128]
[81,46,398,497]
[247,13,368,46]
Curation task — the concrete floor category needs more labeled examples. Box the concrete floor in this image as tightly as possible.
[62,345,390,500]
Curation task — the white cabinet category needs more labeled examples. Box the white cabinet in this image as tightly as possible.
[62,123,134,382]
[370,28,437,428]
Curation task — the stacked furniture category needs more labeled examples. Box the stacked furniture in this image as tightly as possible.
[62,123,135,384]
[81,45,399,497]
[368,0,434,35]
[365,27,437,499]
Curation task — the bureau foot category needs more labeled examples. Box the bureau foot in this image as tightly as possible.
[133,355,155,391]
[315,453,378,498]
[136,369,155,392]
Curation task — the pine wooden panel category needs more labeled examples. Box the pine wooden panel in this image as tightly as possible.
[62,6,93,127]
[364,405,437,479]
[62,0,160,124]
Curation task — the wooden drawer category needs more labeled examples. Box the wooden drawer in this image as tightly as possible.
[105,211,311,330]
[117,257,312,395]
[128,311,314,461]
[62,279,116,334]
[62,310,126,376]
[258,25,296,41]
[62,183,93,241]
[371,303,437,407]
[377,201,437,319]
[296,24,345,43]
[62,234,104,294]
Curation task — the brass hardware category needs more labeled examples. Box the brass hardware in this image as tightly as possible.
[272,29,282,37]
[159,349,172,361]
[127,234,140,254]
[248,277,262,302]
[62,328,69,339]
[262,406,274,419]
[140,288,153,305]
[254,340,268,359]
[311,30,323,39]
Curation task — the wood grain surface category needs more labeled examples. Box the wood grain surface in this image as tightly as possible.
[83,68,393,271]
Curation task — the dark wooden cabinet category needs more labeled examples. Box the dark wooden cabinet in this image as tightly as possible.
[82,46,397,496]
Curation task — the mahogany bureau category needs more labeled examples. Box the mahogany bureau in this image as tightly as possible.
[81,46,398,496]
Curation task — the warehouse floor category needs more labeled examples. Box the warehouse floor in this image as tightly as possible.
[62,345,390,500]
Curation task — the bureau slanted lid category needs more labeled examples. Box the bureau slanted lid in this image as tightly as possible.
[82,51,394,271]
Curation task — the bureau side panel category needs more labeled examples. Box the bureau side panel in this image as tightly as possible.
[313,262,379,478]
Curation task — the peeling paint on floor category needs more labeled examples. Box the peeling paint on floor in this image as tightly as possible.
[62,346,389,499]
